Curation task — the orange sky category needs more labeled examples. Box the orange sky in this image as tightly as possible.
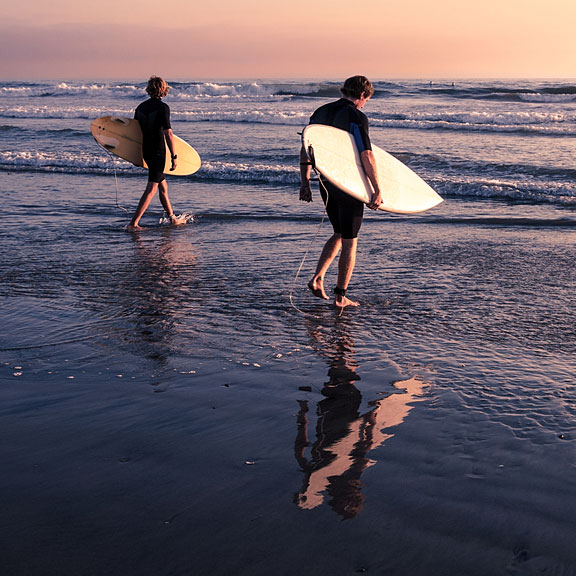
[1,0,574,79]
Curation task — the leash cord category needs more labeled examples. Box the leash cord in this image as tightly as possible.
[102,147,129,214]
[289,155,331,316]
[112,163,130,214]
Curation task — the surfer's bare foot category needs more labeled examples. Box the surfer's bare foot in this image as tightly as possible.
[335,294,360,309]
[308,280,329,300]
[125,224,143,232]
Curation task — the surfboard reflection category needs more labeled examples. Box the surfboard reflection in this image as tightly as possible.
[294,320,427,518]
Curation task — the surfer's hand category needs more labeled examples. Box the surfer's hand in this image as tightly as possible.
[170,157,178,171]
[299,183,312,202]
[369,192,383,210]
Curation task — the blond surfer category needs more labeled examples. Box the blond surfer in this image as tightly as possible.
[127,76,187,231]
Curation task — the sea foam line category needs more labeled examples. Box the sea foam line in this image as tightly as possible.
[2,105,574,136]
[2,151,576,206]
[2,80,576,102]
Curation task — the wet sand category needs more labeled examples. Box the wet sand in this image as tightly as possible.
[2,173,576,575]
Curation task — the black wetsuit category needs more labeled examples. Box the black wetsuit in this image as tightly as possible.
[134,97,171,183]
[309,98,372,239]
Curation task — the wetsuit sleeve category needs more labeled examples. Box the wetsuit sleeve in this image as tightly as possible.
[160,102,172,131]
[350,112,372,152]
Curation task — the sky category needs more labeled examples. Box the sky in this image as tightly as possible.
[1,0,575,80]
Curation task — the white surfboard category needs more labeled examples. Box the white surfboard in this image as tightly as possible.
[90,116,201,176]
[302,124,442,214]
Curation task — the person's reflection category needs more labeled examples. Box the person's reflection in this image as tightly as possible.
[294,318,427,518]
[115,228,196,369]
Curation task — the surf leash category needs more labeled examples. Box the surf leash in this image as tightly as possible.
[289,143,332,317]
[100,146,130,215]
[112,166,129,215]
[111,161,130,214]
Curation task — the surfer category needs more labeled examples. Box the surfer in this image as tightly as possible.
[127,76,187,231]
[299,75,383,308]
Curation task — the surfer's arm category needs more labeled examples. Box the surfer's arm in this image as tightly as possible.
[361,150,383,210]
[299,145,313,202]
[164,129,178,171]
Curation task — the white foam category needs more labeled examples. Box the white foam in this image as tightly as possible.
[0,105,131,120]
[369,110,576,136]
[158,213,195,225]
[432,174,576,204]
[0,150,137,174]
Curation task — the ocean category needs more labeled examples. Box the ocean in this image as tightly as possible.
[2,79,576,202]
[2,78,576,575]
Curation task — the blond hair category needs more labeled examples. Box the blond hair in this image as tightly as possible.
[146,76,170,99]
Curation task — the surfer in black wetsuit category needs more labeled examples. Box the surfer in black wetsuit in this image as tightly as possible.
[299,76,383,309]
[127,76,186,230]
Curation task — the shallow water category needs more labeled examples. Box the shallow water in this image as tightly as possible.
[2,168,576,574]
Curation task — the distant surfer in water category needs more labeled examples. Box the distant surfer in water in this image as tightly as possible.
[299,76,383,309]
[127,76,187,231]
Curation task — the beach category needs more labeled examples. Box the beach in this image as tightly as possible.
[2,79,576,575]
